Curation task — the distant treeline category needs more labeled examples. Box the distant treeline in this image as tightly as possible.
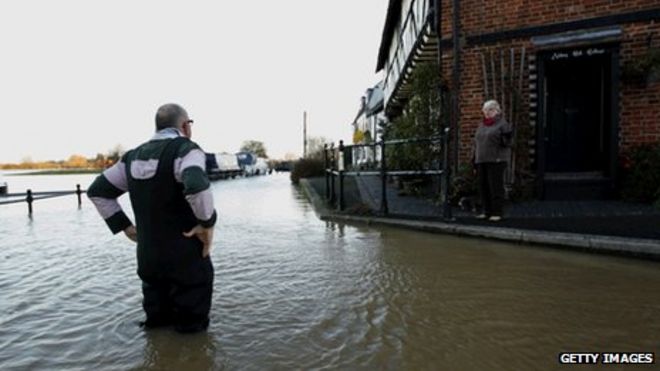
[1,153,119,170]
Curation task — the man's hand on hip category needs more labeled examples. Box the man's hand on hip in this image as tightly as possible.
[183,225,215,258]
[124,225,138,243]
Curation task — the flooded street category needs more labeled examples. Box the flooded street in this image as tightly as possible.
[1,172,658,370]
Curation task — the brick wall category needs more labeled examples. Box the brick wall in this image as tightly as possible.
[432,0,660,170]
[458,0,660,36]
[619,21,660,154]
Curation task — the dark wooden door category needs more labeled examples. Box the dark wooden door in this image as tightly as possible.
[544,55,610,173]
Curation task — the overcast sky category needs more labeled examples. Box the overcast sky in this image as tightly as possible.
[0,0,387,163]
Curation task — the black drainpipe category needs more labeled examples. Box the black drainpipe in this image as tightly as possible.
[451,0,461,180]
[433,0,451,220]
[436,0,460,220]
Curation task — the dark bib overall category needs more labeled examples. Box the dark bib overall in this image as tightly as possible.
[125,137,214,330]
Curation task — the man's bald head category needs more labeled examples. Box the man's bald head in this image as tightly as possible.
[155,103,189,131]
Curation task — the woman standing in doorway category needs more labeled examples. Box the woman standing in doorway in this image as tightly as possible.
[473,100,513,221]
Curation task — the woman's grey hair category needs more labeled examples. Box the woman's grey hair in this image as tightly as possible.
[482,100,502,113]
[155,103,188,131]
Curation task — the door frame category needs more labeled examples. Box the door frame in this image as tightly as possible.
[535,43,620,199]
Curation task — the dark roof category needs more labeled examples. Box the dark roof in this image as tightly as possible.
[376,0,402,72]
[351,81,385,126]
[351,105,365,126]
[365,81,384,116]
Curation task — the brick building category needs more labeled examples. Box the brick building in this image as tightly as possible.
[376,0,660,199]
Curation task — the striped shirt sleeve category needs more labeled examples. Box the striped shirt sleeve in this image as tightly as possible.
[87,159,133,234]
[175,143,217,228]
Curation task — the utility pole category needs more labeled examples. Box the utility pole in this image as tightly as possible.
[303,111,308,158]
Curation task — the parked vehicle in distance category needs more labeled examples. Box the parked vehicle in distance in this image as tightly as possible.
[253,157,270,175]
[0,172,7,195]
[205,152,243,180]
[273,161,294,172]
[236,151,257,176]
[204,151,271,180]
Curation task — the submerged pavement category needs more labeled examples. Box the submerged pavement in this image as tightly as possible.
[301,177,660,260]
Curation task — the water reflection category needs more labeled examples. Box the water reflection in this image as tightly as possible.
[135,331,223,371]
[325,221,346,238]
[0,173,658,370]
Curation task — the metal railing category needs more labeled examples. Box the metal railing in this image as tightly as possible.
[324,128,452,219]
[0,184,86,216]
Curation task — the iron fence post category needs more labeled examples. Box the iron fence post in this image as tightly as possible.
[380,139,388,215]
[324,144,329,201]
[76,184,82,209]
[442,127,453,220]
[26,189,33,216]
[338,140,345,211]
[330,143,336,205]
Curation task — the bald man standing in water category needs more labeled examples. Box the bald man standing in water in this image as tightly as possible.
[88,103,216,333]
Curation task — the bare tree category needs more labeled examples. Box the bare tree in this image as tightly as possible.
[106,144,125,164]
[240,140,268,158]
[305,136,331,160]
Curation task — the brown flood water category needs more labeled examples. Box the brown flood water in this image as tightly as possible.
[0,172,658,370]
